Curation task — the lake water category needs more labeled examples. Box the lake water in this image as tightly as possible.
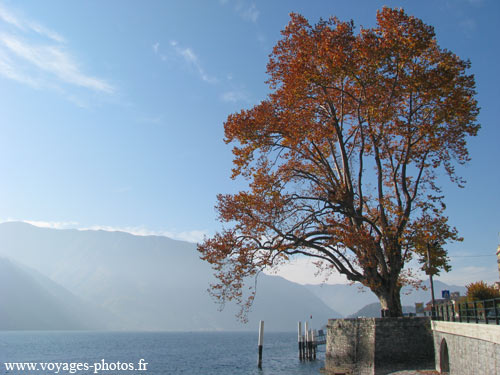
[0,331,324,375]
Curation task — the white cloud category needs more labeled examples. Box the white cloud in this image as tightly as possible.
[0,3,65,42]
[0,49,38,87]
[168,40,217,83]
[0,5,23,29]
[240,3,259,23]
[152,42,167,61]
[221,90,249,103]
[0,33,114,93]
[28,22,65,43]
[1,219,208,244]
[20,219,80,230]
[0,2,114,98]
[160,229,208,243]
[81,225,208,243]
[222,1,259,23]
[179,47,216,83]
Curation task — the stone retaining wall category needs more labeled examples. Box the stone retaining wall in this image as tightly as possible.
[432,320,500,374]
[325,317,434,375]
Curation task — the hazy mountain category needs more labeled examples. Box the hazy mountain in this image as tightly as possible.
[306,279,466,317]
[304,283,378,317]
[0,222,341,331]
[1,221,464,328]
[0,257,111,330]
[347,303,416,318]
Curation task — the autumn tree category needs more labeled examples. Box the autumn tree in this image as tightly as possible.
[466,281,500,301]
[198,8,479,317]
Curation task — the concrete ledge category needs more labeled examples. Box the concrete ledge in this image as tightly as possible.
[431,320,500,344]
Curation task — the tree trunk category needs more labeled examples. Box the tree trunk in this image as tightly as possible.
[376,285,403,317]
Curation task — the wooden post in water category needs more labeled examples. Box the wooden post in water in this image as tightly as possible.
[308,329,312,360]
[312,330,316,360]
[298,321,303,361]
[258,320,264,369]
[304,321,309,361]
[301,334,305,360]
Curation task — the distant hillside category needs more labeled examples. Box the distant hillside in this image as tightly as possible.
[347,302,415,318]
[0,222,341,331]
[0,257,111,330]
[306,280,466,317]
[305,283,377,317]
[1,221,464,328]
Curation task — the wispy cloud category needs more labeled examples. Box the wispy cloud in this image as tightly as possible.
[170,40,217,83]
[238,2,259,23]
[28,22,65,43]
[154,40,254,102]
[22,219,80,230]
[221,0,260,23]
[0,3,65,42]
[0,48,38,87]
[0,33,114,93]
[82,224,208,243]
[221,90,249,103]
[154,39,217,84]
[156,229,208,243]
[0,2,113,97]
[2,219,208,244]
[152,42,167,61]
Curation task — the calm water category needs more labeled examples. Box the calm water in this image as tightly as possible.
[0,332,324,375]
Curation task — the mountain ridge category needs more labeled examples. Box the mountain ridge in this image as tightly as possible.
[0,221,466,329]
[0,221,341,331]
[0,256,114,330]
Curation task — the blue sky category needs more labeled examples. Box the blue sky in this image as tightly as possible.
[0,0,498,286]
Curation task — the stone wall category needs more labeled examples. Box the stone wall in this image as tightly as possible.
[325,317,434,375]
[374,317,435,372]
[432,320,500,374]
[325,318,375,375]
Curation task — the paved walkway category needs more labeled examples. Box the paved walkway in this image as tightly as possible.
[322,368,439,374]
[387,370,439,375]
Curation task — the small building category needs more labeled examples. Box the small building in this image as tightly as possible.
[422,292,462,317]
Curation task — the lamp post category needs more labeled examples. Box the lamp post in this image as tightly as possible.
[427,243,436,319]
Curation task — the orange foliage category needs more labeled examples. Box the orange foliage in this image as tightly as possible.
[198,8,479,319]
[466,281,500,301]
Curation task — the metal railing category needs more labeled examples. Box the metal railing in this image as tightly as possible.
[432,298,500,325]
[316,329,326,345]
